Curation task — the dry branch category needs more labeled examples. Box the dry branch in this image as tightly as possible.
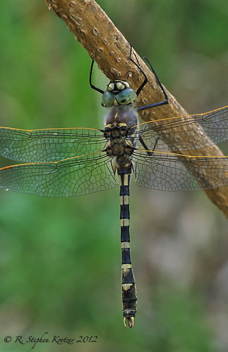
[45,0,228,217]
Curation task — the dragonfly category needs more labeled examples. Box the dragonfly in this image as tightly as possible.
[1,47,228,328]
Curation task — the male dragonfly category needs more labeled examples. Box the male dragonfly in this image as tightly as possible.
[0,48,228,328]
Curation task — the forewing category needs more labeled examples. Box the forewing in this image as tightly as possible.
[0,152,118,197]
[0,127,106,162]
[133,149,228,191]
[137,105,228,152]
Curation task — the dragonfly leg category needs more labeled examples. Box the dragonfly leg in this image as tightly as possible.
[139,135,160,156]
[129,45,168,111]
[137,57,168,112]
[129,44,148,96]
[89,59,104,94]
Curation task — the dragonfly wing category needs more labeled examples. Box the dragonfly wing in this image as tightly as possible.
[137,105,228,152]
[0,152,118,197]
[133,149,228,191]
[0,127,106,162]
[200,106,228,144]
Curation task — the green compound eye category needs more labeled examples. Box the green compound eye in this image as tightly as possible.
[102,91,115,107]
[116,88,137,105]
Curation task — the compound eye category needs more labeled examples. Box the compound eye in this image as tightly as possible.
[102,91,115,106]
[116,88,137,105]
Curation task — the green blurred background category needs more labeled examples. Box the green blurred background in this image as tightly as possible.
[0,1,228,351]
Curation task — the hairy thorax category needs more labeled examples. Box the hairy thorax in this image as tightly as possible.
[103,106,139,171]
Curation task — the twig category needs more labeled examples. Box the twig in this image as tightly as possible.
[45,0,228,217]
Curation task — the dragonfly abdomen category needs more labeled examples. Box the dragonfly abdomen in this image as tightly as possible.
[118,165,137,328]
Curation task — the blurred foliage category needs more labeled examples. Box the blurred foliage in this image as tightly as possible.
[0,0,228,351]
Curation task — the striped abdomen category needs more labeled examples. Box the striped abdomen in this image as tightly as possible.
[118,165,137,328]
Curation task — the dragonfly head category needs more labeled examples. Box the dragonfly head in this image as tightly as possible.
[102,80,137,107]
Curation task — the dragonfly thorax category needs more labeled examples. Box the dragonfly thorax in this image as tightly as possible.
[104,122,127,139]
[104,121,135,170]
[102,80,137,107]
[105,139,134,158]
[103,106,139,158]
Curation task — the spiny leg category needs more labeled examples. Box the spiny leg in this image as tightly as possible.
[129,45,148,96]
[89,59,104,94]
[139,135,161,156]
[118,165,137,328]
[129,45,168,111]
[138,57,168,111]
